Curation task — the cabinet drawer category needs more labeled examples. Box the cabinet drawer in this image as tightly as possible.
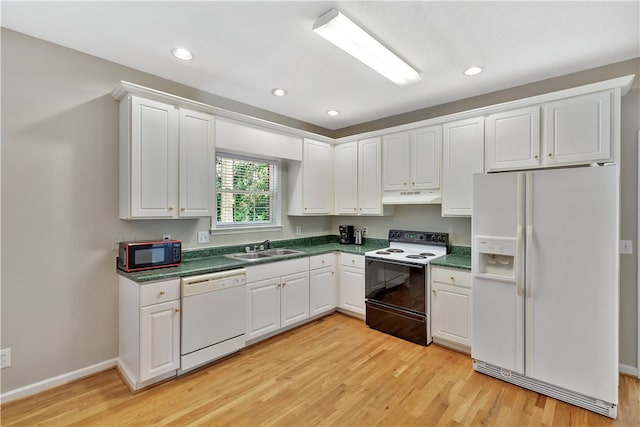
[340,253,364,269]
[140,279,181,306]
[431,267,471,288]
[310,253,336,270]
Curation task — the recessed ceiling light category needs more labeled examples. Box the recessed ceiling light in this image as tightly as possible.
[172,47,194,61]
[326,110,340,116]
[464,66,484,76]
[271,88,288,97]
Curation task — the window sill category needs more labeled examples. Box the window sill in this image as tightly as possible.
[210,225,283,236]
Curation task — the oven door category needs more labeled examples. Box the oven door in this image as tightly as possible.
[364,257,431,345]
[365,257,428,315]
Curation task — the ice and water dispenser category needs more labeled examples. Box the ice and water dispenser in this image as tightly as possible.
[474,237,517,282]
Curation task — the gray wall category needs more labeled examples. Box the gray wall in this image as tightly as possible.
[1,28,638,394]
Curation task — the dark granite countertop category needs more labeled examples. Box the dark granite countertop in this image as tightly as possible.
[117,235,388,283]
[431,246,472,271]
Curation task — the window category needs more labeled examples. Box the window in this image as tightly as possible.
[215,152,279,228]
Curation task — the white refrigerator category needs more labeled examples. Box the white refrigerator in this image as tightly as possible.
[471,165,619,418]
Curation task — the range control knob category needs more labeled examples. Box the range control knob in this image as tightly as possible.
[417,234,425,240]
[438,235,446,242]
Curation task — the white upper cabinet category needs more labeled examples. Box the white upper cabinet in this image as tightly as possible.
[382,126,441,204]
[442,117,484,217]
[334,138,392,216]
[543,90,611,166]
[334,142,359,215]
[122,96,179,219]
[288,138,333,215]
[179,109,215,217]
[485,91,613,172]
[382,132,411,191]
[411,126,441,190]
[485,106,541,172]
[119,96,215,219]
[358,137,389,215]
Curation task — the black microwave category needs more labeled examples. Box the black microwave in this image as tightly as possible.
[117,240,182,272]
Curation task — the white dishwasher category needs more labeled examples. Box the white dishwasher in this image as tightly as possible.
[180,268,246,372]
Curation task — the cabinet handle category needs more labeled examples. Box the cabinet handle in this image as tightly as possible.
[412,182,415,185]
[169,206,174,211]
[322,260,325,264]
[450,276,455,281]
[352,260,355,264]
[547,153,553,158]
[404,182,407,186]
[282,282,286,287]
[175,307,180,313]
[305,207,308,211]
[353,208,357,211]
[180,207,186,211]
[432,289,436,295]
[533,155,538,159]
[159,290,165,295]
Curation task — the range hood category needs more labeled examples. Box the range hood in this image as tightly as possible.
[382,190,442,205]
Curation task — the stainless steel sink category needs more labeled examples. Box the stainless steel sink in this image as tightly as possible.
[262,248,303,256]
[224,248,304,261]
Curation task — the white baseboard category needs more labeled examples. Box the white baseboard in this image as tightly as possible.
[0,358,117,404]
[619,363,639,377]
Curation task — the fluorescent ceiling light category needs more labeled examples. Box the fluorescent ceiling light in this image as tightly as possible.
[313,9,421,86]
[172,47,194,61]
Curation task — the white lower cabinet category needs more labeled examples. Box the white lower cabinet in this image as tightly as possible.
[245,258,310,342]
[309,253,337,316]
[337,253,365,318]
[430,267,472,352]
[118,277,181,390]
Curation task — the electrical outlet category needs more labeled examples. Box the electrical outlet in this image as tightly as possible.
[163,235,171,241]
[362,227,367,234]
[197,231,210,244]
[620,240,633,255]
[1,348,11,368]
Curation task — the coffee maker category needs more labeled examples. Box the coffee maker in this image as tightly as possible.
[339,225,354,244]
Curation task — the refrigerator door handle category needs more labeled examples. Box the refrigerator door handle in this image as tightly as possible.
[516,173,525,297]
[525,172,534,372]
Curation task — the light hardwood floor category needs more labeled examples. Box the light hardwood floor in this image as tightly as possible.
[2,313,639,426]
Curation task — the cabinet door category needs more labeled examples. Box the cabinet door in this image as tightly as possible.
[280,272,310,328]
[411,125,441,189]
[178,109,215,217]
[339,266,365,316]
[303,139,333,214]
[140,300,180,382]
[382,132,410,191]
[431,282,471,348]
[310,266,337,316]
[358,137,383,215]
[485,106,540,171]
[334,142,359,215]
[543,91,611,165]
[130,96,179,218]
[442,117,484,216]
[246,278,281,341]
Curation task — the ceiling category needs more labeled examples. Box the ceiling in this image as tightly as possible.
[2,1,639,131]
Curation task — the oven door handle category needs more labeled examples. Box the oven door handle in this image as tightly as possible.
[365,257,426,269]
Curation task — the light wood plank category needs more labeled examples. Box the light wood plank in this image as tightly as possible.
[2,313,638,426]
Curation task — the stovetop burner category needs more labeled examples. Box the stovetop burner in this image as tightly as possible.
[364,229,449,265]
